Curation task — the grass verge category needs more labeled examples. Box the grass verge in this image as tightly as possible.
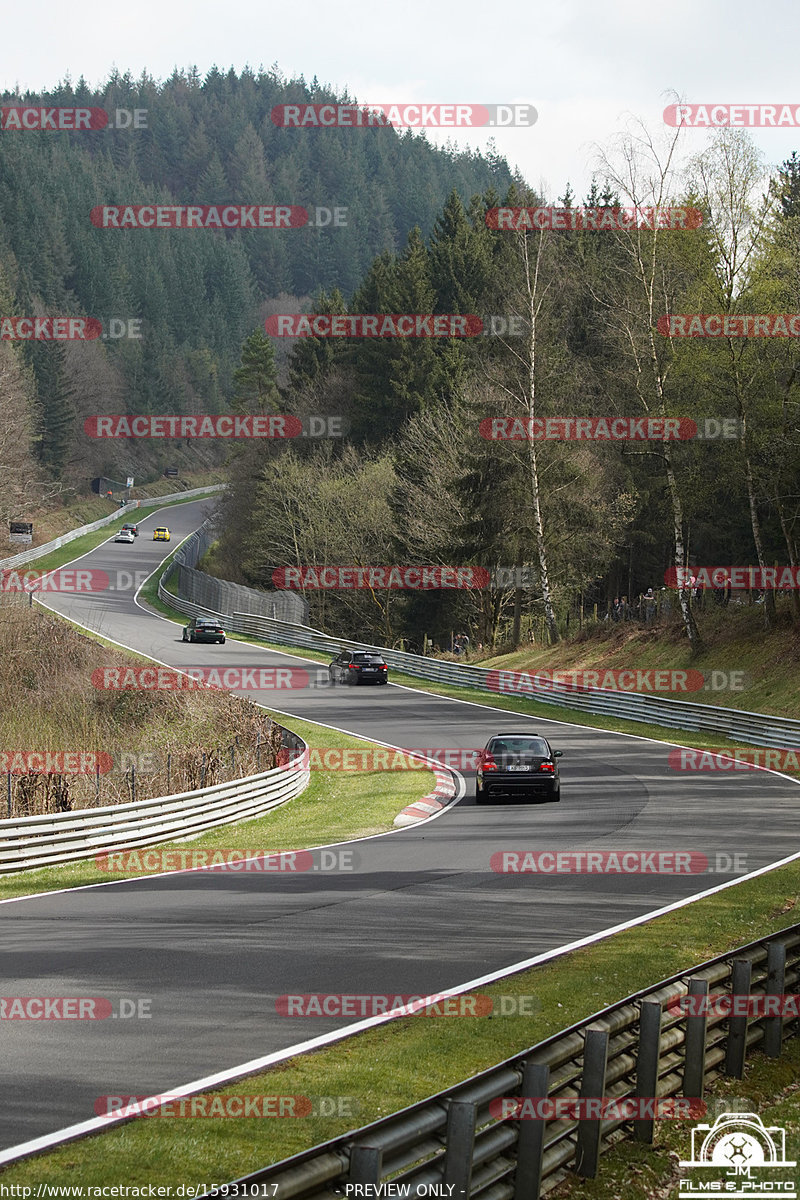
[460,601,800,720]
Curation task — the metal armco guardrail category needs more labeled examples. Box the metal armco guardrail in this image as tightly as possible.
[0,485,224,571]
[0,742,308,873]
[154,578,800,752]
[210,923,800,1199]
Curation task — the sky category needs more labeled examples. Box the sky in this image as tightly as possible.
[1,0,798,199]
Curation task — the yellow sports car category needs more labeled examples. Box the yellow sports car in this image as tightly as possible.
[153,527,170,542]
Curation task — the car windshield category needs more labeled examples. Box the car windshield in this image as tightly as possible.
[490,737,550,757]
[353,654,383,663]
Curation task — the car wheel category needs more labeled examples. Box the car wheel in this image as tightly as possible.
[182,630,188,642]
[189,632,195,643]
[475,787,488,805]
[218,637,225,644]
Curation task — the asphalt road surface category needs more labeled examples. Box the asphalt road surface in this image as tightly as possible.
[2,498,799,1152]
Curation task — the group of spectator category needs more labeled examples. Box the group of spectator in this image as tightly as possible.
[608,588,661,624]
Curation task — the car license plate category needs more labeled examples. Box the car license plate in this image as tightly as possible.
[508,765,531,772]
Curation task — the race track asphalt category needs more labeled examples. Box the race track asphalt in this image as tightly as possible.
[2,499,799,1152]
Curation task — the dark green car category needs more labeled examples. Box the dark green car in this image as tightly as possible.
[182,616,226,645]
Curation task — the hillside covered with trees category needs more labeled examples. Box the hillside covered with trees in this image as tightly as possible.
[0,65,515,498]
[213,133,800,651]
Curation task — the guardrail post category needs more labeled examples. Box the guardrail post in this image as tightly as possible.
[575,1025,609,1178]
[443,1099,476,1197]
[683,978,709,1098]
[763,941,786,1058]
[166,754,171,794]
[514,1061,549,1200]
[6,772,10,818]
[348,1145,382,1185]
[634,1000,663,1143]
[725,959,751,1078]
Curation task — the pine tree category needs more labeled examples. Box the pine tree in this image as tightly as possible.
[232,329,281,414]
[27,341,75,477]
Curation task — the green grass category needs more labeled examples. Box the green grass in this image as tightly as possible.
[1,860,797,1186]
[463,601,800,720]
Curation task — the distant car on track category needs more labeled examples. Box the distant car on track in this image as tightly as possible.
[121,523,139,537]
[153,527,170,542]
[182,616,226,645]
[475,732,562,804]
[328,650,389,685]
[114,529,136,544]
